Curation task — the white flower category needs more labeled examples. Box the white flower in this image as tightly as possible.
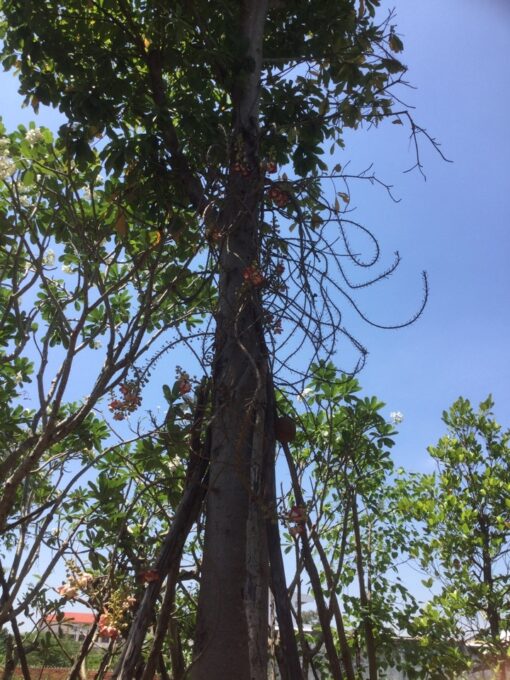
[0,155,16,180]
[167,457,182,472]
[297,387,314,402]
[42,249,55,267]
[62,264,74,274]
[14,372,23,386]
[91,339,102,349]
[19,195,30,207]
[25,127,44,145]
[0,138,10,152]
[390,411,404,424]
[82,185,92,200]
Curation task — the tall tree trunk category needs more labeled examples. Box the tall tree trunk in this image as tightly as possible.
[282,443,343,680]
[478,512,504,679]
[351,494,377,680]
[140,566,178,680]
[266,387,304,680]
[113,450,209,679]
[167,611,185,680]
[67,621,97,680]
[0,571,31,680]
[191,3,269,678]
[479,512,499,640]
[1,633,15,680]
[313,529,356,680]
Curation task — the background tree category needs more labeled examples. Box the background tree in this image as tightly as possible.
[0,1,439,678]
[281,364,421,679]
[399,396,510,678]
[0,121,209,679]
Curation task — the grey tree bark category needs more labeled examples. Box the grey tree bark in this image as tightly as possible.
[191,3,271,678]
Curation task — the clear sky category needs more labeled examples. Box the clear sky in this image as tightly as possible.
[337,0,510,470]
[1,1,509,470]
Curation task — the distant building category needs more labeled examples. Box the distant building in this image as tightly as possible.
[43,612,109,647]
[42,613,509,677]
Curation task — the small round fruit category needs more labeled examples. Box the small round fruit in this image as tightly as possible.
[275,416,296,443]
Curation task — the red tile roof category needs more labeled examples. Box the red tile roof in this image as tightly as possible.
[45,612,95,625]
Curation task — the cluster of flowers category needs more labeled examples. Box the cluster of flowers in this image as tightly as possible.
[98,588,137,640]
[108,381,142,420]
[98,594,137,641]
[265,313,283,335]
[137,568,160,583]
[98,611,121,640]
[273,262,288,297]
[242,264,266,288]
[57,571,94,600]
[56,563,138,642]
[206,225,223,243]
[267,185,291,209]
[22,248,55,275]
[81,176,104,201]
[176,370,192,396]
[232,159,278,177]
[243,260,286,297]
[230,135,252,177]
[17,185,32,208]
[297,387,314,402]
[287,505,307,539]
[0,129,45,181]
[0,138,16,181]
[231,161,253,177]
[42,249,56,267]
[25,127,45,146]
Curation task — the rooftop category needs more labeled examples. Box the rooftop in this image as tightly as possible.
[45,612,95,625]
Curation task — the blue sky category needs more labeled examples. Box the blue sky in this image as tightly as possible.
[338,0,510,470]
[1,2,509,471]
